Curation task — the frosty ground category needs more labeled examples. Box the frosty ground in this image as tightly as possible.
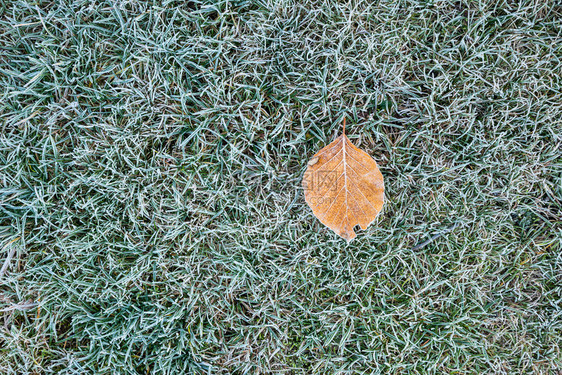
[1,0,561,373]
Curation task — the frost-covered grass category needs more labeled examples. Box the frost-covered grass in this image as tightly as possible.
[1,0,561,373]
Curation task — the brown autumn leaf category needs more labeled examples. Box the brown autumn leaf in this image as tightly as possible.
[303,120,384,241]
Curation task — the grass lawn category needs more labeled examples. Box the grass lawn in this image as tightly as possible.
[1,0,561,373]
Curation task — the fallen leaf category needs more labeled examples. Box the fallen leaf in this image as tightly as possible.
[303,120,384,241]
